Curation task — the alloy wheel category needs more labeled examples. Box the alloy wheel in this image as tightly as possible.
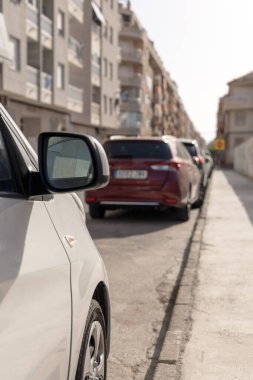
[83,320,105,380]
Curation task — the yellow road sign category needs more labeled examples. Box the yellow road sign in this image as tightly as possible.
[215,139,225,150]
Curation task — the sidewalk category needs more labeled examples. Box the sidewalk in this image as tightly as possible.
[181,169,253,380]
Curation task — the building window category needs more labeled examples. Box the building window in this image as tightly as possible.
[57,63,65,89]
[9,37,20,71]
[235,111,246,126]
[104,95,107,114]
[104,58,108,77]
[109,62,113,80]
[109,98,113,115]
[104,24,108,39]
[57,10,65,36]
[109,27,113,44]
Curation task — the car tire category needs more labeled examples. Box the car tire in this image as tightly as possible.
[75,299,107,380]
[193,183,205,208]
[89,205,105,219]
[177,190,191,222]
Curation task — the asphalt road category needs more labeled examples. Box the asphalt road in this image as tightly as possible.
[86,207,199,380]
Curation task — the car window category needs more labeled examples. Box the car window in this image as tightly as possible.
[0,129,16,193]
[182,142,198,157]
[176,142,191,161]
[104,141,172,160]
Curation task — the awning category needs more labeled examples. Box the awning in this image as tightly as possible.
[0,13,13,64]
[91,1,106,25]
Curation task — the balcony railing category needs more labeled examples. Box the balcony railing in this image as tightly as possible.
[91,102,100,125]
[41,14,53,49]
[68,85,83,113]
[26,5,39,40]
[120,119,141,130]
[41,72,52,90]
[121,48,143,64]
[91,65,101,86]
[41,14,53,35]
[120,73,142,87]
[68,36,83,68]
[26,65,39,100]
[68,0,84,23]
[41,72,52,104]
[120,26,144,40]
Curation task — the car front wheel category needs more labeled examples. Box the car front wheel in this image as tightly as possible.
[75,299,107,380]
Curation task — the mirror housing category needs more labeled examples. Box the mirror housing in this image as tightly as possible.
[38,132,109,193]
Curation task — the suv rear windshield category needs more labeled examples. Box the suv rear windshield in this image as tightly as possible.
[182,143,198,157]
[104,140,172,160]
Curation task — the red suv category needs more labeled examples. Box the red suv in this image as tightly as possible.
[86,136,201,221]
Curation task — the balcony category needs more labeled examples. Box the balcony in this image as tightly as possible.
[41,14,53,49]
[68,85,83,113]
[120,97,142,112]
[223,95,253,111]
[120,73,142,88]
[68,36,83,68]
[154,75,162,86]
[120,120,141,133]
[41,72,52,104]
[91,102,100,125]
[26,65,39,100]
[121,47,143,65]
[68,0,84,23]
[26,4,39,41]
[91,64,101,86]
[120,26,144,41]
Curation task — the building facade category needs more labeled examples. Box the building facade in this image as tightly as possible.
[118,1,197,141]
[217,72,253,165]
[0,0,203,148]
[0,0,120,148]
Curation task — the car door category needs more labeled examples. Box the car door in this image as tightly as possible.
[44,192,106,379]
[0,115,71,380]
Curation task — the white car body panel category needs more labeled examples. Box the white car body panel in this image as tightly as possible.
[0,103,110,380]
[0,198,71,380]
[44,193,109,379]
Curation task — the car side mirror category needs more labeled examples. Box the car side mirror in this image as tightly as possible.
[38,132,109,193]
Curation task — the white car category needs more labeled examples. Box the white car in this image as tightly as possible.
[0,104,110,380]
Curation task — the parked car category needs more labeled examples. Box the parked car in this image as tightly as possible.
[179,138,208,205]
[86,135,202,222]
[203,150,214,178]
[0,104,111,380]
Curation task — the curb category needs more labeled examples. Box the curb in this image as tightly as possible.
[146,181,211,380]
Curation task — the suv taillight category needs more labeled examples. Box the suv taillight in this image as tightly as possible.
[151,161,181,171]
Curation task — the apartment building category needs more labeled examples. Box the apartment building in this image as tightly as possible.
[78,0,119,136]
[118,1,195,140]
[217,72,253,165]
[0,0,119,148]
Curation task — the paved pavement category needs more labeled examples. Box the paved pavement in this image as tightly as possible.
[181,169,253,380]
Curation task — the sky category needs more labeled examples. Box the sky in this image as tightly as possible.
[129,0,253,143]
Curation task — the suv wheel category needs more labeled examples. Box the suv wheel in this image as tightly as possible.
[75,300,107,380]
[177,199,190,222]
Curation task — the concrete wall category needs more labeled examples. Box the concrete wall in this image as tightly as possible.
[234,137,253,178]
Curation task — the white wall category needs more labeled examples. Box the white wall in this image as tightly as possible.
[234,137,253,178]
